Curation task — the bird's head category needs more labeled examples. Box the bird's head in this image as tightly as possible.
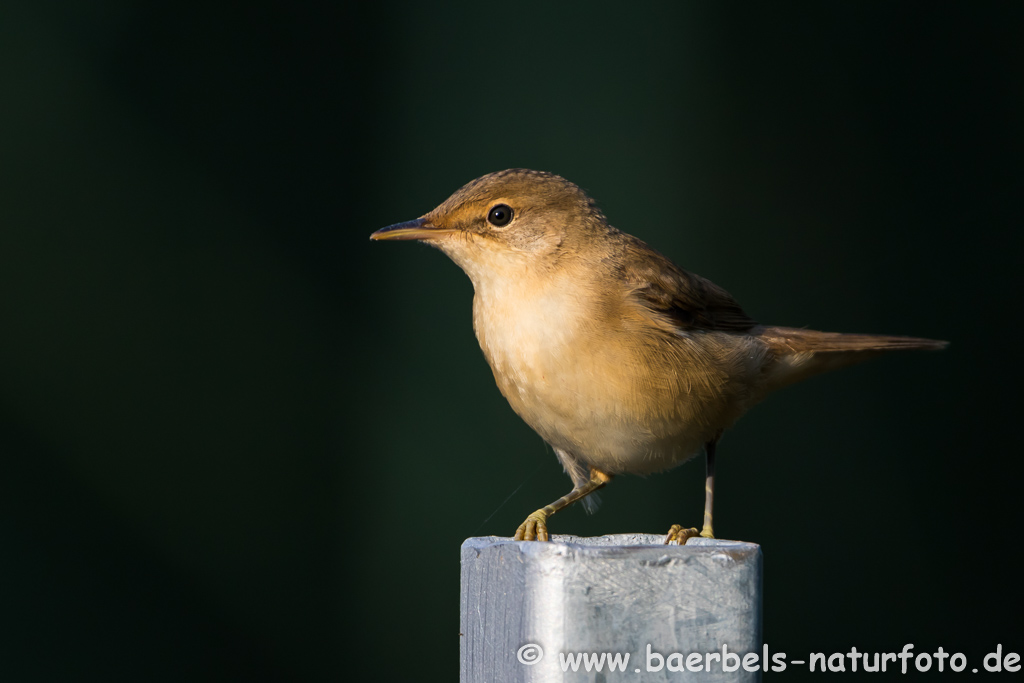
[370,169,610,284]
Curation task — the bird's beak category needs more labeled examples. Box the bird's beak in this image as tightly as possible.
[370,218,453,241]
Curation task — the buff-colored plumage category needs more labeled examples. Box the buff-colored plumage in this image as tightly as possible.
[371,169,945,541]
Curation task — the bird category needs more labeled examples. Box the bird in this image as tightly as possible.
[370,169,946,544]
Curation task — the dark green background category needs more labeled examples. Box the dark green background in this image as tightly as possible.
[2,2,1021,680]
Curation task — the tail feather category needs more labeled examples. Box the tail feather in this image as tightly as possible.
[759,326,947,392]
[761,326,948,354]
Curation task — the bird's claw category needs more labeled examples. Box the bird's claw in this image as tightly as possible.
[664,524,702,545]
[514,511,549,541]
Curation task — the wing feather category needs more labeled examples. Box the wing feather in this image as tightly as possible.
[610,234,758,333]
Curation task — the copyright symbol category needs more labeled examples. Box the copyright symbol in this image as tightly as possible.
[517,643,544,665]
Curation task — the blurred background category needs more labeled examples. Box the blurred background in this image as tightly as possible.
[1,1,1021,680]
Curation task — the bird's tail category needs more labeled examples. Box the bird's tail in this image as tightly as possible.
[758,326,947,392]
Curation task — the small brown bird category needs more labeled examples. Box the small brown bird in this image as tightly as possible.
[370,169,945,543]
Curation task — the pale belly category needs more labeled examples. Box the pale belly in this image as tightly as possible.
[473,289,760,475]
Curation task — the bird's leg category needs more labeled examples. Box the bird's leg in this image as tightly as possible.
[665,436,719,544]
[514,467,611,541]
[700,438,716,538]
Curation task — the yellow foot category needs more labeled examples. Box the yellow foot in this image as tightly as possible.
[700,527,715,539]
[514,510,549,541]
[664,524,701,545]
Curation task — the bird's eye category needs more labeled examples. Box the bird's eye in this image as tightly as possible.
[487,204,514,228]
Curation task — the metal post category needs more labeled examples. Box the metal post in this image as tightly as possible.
[461,534,762,682]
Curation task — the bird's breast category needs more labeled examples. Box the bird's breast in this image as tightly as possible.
[473,278,584,399]
[470,277,742,474]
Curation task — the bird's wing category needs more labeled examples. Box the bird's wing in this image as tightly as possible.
[614,235,758,333]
